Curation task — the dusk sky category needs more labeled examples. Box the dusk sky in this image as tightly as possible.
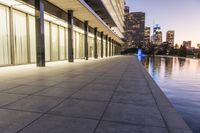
[126,0,200,47]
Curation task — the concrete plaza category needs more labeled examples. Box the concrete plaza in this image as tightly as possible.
[0,56,191,133]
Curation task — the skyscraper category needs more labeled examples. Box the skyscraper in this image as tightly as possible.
[153,24,162,45]
[166,31,175,46]
[183,41,192,49]
[153,24,161,34]
[124,11,145,48]
[144,26,151,45]
[124,6,133,48]
[132,12,145,47]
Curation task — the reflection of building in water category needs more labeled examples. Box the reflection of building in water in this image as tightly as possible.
[142,56,149,69]
[149,56,161,80]
[198,61,200,71]
[178,58,186,68]
[185,59,190,70]
[164,57,173,76]
[154,56,161,73]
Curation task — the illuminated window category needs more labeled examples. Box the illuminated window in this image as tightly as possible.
[0,5,11,65]
[13,10,28,64]
[51,23,59,61]
[59,26,65,60]
[45,21,51,61]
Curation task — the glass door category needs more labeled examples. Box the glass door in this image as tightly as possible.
[45,21,50,61]
[51,23,59,61]
[103,40,106,57]
[97,39,101,58]
[29,15,36,63]
[0,5,11,65]
[88,36,94,58]
[13,10,28,64]
[59,26,65,60]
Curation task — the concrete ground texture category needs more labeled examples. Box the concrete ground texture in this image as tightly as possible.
[0,56,192,133]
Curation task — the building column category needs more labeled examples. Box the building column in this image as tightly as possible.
[109,37,111,56]
[94,27,98,59]
[84,21,88,60]
[105,35,108,57]
[35,0,45,67]
[101,32,104,58]
[112,39,114,56]
[116,45,118,55]
[113,40,115,56]
[68,10,74,62]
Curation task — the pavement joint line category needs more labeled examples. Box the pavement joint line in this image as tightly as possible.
[16,59,119,132]
[0,107,45,115]
[0,83,62,109]
[0,84,25,92]
[67,97,112,103]
[109,101,157,106]
[47,112,100,121]
[136,57,171,133]
[93,61,130,133]
[103,119,167,128]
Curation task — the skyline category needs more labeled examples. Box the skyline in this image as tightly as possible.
[126,0,200,47]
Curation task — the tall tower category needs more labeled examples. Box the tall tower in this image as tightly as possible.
[153,24,162,45]
[166,31,175,46]
[144,26,151,45]
[131,12,145,47]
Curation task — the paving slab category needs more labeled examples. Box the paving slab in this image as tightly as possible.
[96,121,168,133]
[3,85,48,95]
[50,99,107,119]
[71,90,114,101]
[34,86,78,98]
[103,102,165,127]
[111,91,156,106]
[0,93,26,107]
[19,114,98,133]
[0,109,40,133]
[4,95,63,113]
[0,83,22,91]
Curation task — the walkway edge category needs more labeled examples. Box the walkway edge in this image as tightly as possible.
[136,57,193,133]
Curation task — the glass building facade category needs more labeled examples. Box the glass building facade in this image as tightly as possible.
[0,0,123,67]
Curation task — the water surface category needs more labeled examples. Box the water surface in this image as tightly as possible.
[140,56,200,133]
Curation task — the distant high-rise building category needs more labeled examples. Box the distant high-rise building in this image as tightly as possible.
[144,26,151,45]
[124,11,145,48]
[131,12,145,47]
[153,24,161,34]
[183,41,192,49]
[154,30,162,45]
[123,6,133,49]
[124,6,130,16]
[166,31,175,46]
[153,24,162,45]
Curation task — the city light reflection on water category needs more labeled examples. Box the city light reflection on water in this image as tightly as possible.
[140,56,200,133]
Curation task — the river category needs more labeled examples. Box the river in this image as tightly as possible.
[140,56,200,133]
